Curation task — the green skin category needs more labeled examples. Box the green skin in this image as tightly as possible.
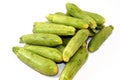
[46,14,88,29]
[12,47,58,76]
[63,29,89,62]
[20,33,62,46]
[33,22,76,36]
[84,11,105,25]
[59,47,88,80]
[66,3,97,29]
[88,25,113,52]
[24,45,63,62]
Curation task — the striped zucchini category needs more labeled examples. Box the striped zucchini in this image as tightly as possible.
[20,33,62,46]
[60,47,88,80]
[46,14,88,29]
[88,25,113,52]
[63,29,89,62]
[33,22,76,36]
[66,3,97,29]
[12,47,58,76]
[24,45,63,62]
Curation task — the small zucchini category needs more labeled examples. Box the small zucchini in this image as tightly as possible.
[66,3,97,29]
[46,14,88,29]
[59,47,88,80]
[24,45,63,62]
[33,22,76,36]
[84,11,105,25]
[20,33,62,46]
[63,29,89,62]
[12,47,58,76]
[88,25,113,52]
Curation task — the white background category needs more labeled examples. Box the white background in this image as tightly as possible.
[0,0,120,80]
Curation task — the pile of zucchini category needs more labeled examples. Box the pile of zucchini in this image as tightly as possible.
[12,2,113,80]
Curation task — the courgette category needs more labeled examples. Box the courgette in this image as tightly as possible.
[20,33,62,46]
[63,29,89,62]
[33,22,76,36]
[84,11,105,25]
[60,47,88,80]
[46,14,88,29]
[88,25,113,52]
[13,46,58,76]
[66,3,97,29]
[24,45,63,62]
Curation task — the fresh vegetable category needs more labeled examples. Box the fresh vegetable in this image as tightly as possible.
[20,33,62,46]
[84,11,105,25]
[12,2,114,79]
[63,29,89,62]
[13,47,58,76]
[60,47,88,80]
[88,25,113,52]
[33,22,76,36]
[46,14,88,29]
[66,3,97,29]
[24,45,63,62]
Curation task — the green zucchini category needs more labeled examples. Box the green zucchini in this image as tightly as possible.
[59,47,88,80]
[20,33,62,46]
[24,45,63,62]
[66,3,97,29]
[12,46,58,76]
[88,25,113,52]
[33,22,76,36]
[63,29,89,62]
[46,14,88,29]
[84,11,105,25]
